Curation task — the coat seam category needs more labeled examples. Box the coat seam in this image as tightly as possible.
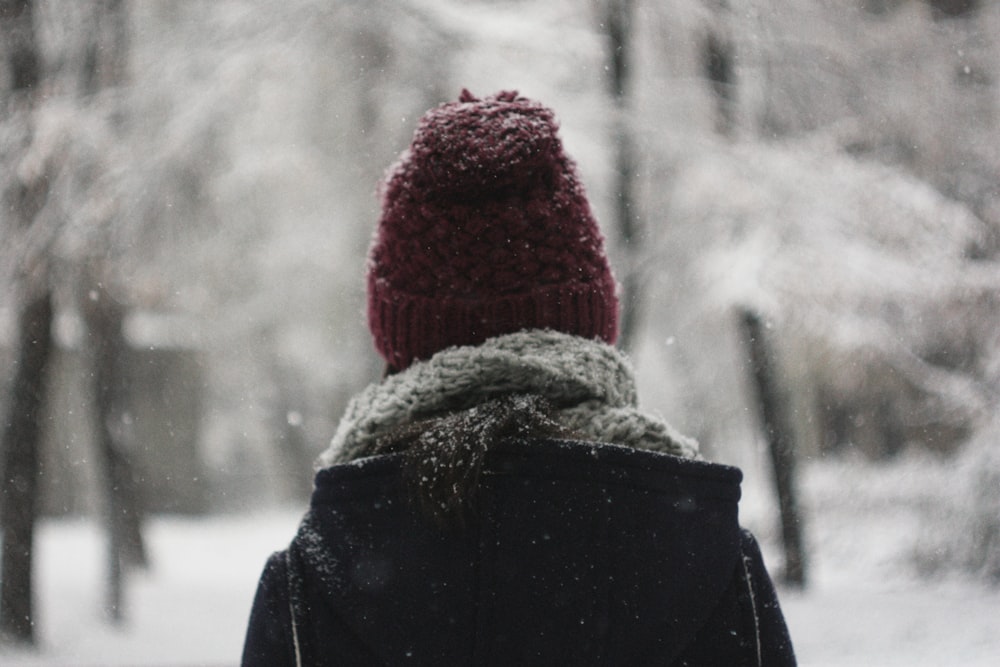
[741,542,764,667]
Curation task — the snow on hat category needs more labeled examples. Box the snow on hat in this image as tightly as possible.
[367,89,619,370]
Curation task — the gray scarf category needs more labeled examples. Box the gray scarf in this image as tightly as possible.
[317,329,699,469]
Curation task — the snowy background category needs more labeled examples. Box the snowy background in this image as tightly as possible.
[2,0,1000,664]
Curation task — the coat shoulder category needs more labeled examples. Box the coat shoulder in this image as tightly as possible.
[241,551,295,667]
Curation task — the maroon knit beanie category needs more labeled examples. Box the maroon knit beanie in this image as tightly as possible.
[368,89,619,370]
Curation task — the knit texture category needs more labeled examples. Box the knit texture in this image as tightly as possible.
[316,330,699,469]
[368,90,618,370]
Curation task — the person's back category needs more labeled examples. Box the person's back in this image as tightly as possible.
[242,90,795,666]
[244,438,793,665]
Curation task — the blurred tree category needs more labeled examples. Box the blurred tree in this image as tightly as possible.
[702,30,736,137]
[82,277,147,623]
[740,309,807,587]
[928,0,978,19]
[3,0,147,636]
[601,0,642,352]
[0,0,53,646]
[76,0,147,624]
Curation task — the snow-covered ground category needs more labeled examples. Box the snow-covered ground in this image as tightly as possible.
[2,459,999,666]
[0,510,297,667]
[760,454,1000,667]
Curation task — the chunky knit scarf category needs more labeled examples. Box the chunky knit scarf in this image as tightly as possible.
[317,330,698,468]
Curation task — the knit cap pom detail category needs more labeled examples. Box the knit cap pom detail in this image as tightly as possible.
[403,90,559,200]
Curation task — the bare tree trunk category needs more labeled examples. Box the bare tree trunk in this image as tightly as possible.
[702,30,736,137]
[82,0,129,96]
[1,294,53,645]
[269,362,314,504]
[78,0,145,624]
[82,283,147,624]
[603,0,642,352]
[0,0,50,646]
[0,0,40,95]
[739,309,808,588]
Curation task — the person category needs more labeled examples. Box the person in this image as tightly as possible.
[241,89,796,666]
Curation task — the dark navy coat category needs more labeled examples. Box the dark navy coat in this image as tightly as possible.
[242,439,795,665]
